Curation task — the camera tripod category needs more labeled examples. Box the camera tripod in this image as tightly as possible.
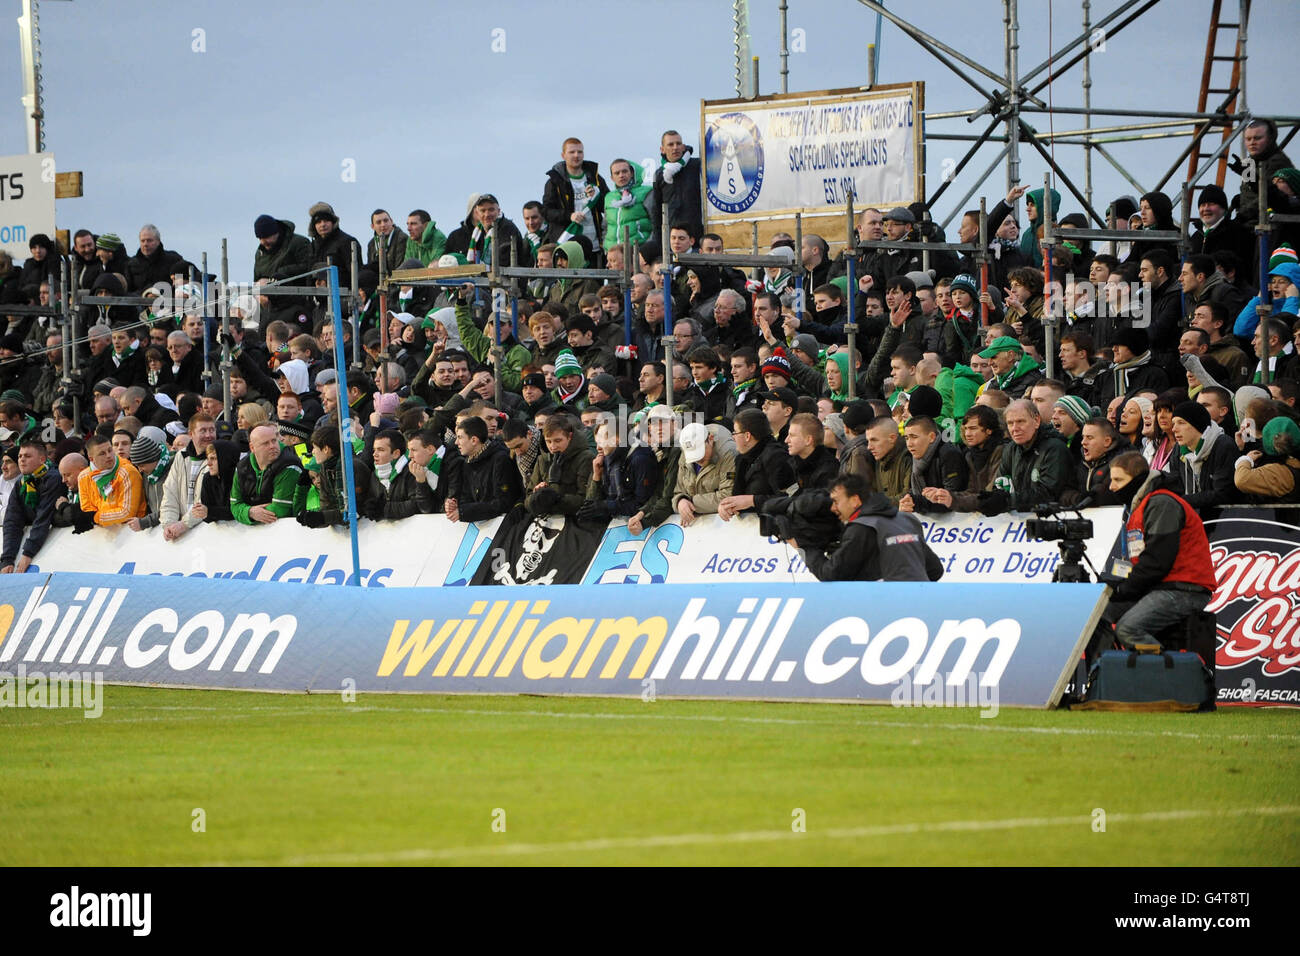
[1051,539,1100,583]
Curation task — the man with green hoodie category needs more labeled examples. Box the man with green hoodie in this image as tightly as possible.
[403,210,447,265]
[987,184,1061,268]
[545,241,601,315]
[603,159,655,250]
[978,335,1042,399]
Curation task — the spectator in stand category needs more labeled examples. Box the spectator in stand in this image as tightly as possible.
[1195,385,1234,430]
[1,438,64,572]
[977,335,1041,399]
[626,406,680,535]
[231,423,302,525]
[796,472,944,582]
[1188,302,1251,389]
[1188,184,1251,264]
[683,346,729,422]
[650,131,703,243]
[759,386,797,443]
[446,416,523,524]
[526,414,594,518]
[1117,394,1153,459]
[602,158,655,251]
[124,427,177,531]
[253,215,314,334]
[1073,416,1130,506]
[1249,318,1297,385]
[866,416,911,503]
[306,202,360,288]
[1232,249,1300,339]
[980,399,1077,514]
[577,419,657,524]
[1092,327,1168,414]
[124,225,186,294]
[78,432,145,527]
[445,194,533,268]
[903,415,968,515]
[1058,330,1101,403]
[672,422,735,527]
[931,405,1005,512]
[762,412,838,534]
[1137,249,1183,375]
[1235,416,1300,503]
[1171,399,1239,515]
[1181,253,1246,330]
[1237,119,1293,234]
[404,209,447,266]
[717,407,796,521]
[403,427,458,515]
[364,209,408,275]
[159,413,218,540]
[1148,390,1183,474]
[297,426,377,529]
[542,138,609,258]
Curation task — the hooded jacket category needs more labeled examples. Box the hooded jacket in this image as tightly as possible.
[543,160,610,247]
[454,303,532,392]
[253,220,314,327]
[309,223,362,288]
[1019,187,1062,267]
[1175,421,1240,512]
[991,351,1043,399]
[545,240,602,315]
[602,162,655,249]
[404,219,448,266]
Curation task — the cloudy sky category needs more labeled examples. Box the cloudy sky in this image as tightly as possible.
[2,0,1296,277]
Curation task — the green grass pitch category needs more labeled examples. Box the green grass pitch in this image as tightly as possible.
[2,686,1297,866]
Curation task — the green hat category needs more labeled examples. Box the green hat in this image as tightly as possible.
[977,335,1024,359]
[554,348,583,378]
[0,389,28,405]
[1054,394,1094,427]
[829,275,850,299]
[1262,416,1300,457]
[1268,244,1298,270]
[96,232,123,252]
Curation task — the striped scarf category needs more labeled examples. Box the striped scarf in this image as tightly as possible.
[19,462,48,512]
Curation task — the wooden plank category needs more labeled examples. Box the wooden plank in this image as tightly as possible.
[388,264,486,283]
[55,171,83,199]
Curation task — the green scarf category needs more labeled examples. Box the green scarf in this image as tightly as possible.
[731,377,757,398]
[697,373,727,393]
[20,462,48,512]
[91,457,119,497]
[145,448,173,484]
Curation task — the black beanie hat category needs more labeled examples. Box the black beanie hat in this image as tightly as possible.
[906,385,943,420]
[1172,400,1211,435]
[254,215,280,239]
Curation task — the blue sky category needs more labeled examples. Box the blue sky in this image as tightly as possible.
[2,0,1296,277]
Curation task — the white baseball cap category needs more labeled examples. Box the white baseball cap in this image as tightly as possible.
[679,423,711,464]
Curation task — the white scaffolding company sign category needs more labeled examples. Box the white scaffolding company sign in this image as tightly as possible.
[0,153,56,260]
[701,84,923,224]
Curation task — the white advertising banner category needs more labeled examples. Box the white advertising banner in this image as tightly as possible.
[26,508,1122,588]
[702,85,922,219]
[0,152,56,260]
[30,515,502,588]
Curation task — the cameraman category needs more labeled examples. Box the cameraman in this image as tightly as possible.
[793,473,944,582]
[1098,451,1215,651]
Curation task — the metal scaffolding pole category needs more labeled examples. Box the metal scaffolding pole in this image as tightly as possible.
[1082,0,1093,213]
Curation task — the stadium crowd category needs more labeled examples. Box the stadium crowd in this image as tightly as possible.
[1,123,1298,582]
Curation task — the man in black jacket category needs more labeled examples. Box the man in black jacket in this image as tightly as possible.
[446,417,522,524]
[760,412,839,549]
[542,138,610,254]
[902,415,968,514]
[718,407,795,520]
[371,429,437,520]
[125,225,186,294]
[1,440,64,573]
[576,420,658,524]
[650,131,702,243]
[307,202,361,288]
[297,426,378,529]
[797,473,944,582]
[1138,249,1184,377]
[1170,400,1239,516]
